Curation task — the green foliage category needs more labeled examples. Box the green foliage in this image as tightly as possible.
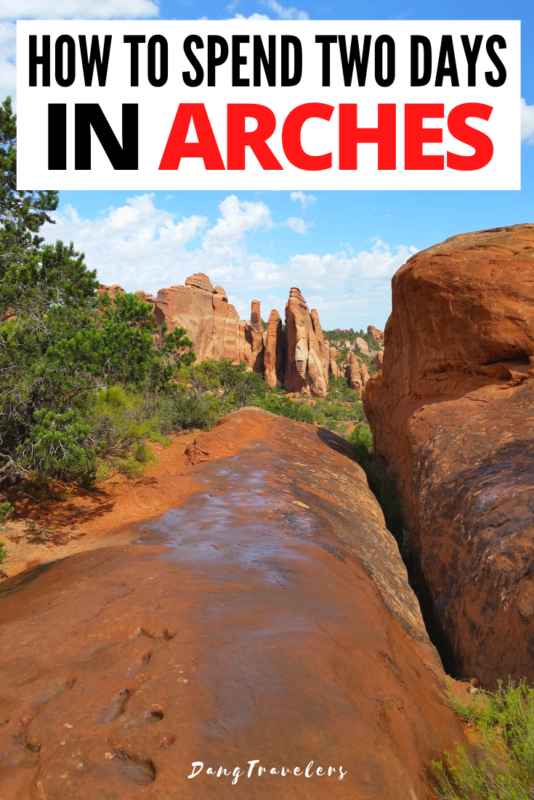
[187,359,267,414]
[0,541,7,563]
[0,501,12,523]
[91,386,163,454]
[158,389,220,432]
[348,424,404,546]
[15,409,99,486]
[434,679,534,799]
[0,100,198,487]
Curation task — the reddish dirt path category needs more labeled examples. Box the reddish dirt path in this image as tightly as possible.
[0,410,464,799]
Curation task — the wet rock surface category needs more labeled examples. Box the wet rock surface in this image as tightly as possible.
[364,224,534,687]
[0,410,464,798]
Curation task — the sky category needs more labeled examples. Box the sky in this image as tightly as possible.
[1,0,534,330]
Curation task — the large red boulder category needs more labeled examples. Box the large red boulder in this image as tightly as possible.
[364,224,534,686]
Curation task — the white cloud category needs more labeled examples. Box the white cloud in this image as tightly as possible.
[286,239,417,284]
[284,216,309,235]
[0,22,16,100]
[521,98,534,144]
[0,0,159,19]
[202,195,273,249]
[45,194,208,289]
[0,1,159,99]
[232,12,271,20]
[290,191,316,208]
[42,192,415,329]
[261,0,309,19]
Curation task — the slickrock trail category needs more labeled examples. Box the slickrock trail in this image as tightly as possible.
[0,410,463,799]
[365,224,534,688]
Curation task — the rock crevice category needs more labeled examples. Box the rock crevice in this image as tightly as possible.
[364,223,534,687]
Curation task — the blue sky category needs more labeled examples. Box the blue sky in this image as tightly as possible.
[1,0,533,330]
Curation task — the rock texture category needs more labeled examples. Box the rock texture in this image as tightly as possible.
[0,410,464,799]
[372,350,384,371]
[134,290,157,311]
[264,309,285,387]
[364,224,534,687]
[355,337,370,357]
[329,348,341,379]
[154,275,217,362]
[285,288,330,396]
[367,325,385,345]
[153,274,260,371]
[346,354,370,396]
[249,299,264,372]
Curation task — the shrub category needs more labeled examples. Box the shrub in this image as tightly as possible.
[160,390,220,431]
[90,386,163,457]
[0,501,12,523]
[15,409,100,486]
[133,442,155,464]
[434,679,534,799]
[297,404,315,424]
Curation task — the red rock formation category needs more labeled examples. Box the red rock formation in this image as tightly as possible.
[364,224,534,687]
[136,276,331,390]
[372,350,384,371]
[98,284,125,300]
[329,348,341,379]
[134,290,157,311]
[204,286,241,363]
[185,273,215,292]
[154,274,262,370]
[285,288,329,396]
[311,308,330,379]
[154,274,216,362]
[249,299,264,372]
[368,325,385,345]
[346,354,370,396]
[264,309,285,387]
[0,409,465,799]
[355,337,370,356]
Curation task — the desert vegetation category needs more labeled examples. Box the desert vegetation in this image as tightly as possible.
[434,679,534,800]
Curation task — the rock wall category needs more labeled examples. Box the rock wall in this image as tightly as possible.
[364,224,534,686]
[372,350,384,371]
